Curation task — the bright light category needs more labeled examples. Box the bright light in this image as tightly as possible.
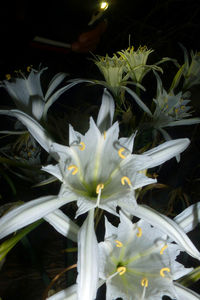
[100,1,109,10]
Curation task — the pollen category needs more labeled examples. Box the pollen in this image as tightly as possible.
[121,176,131,186]
[160,244,168,255]
[115,240,123,248]
[5,74,11,80]
[79,142,85,151]
[160,267,170,277]
[136,227,142,237]
[117,266,126,275]
[118,148,126,159]
[67,165,78,175]
[96,183,104,194]
[141,277,148,287]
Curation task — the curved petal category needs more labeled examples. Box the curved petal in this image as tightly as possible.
[77,209,99,300]
[128,204,200,261]
[0,109,52,152]
[174,202,200,233]
[174,282,200,300]
[96,88,115,132]
[143,138,190,168]
[45,72,68,100]
[167,118,200,127]
[44,209,79,242]
[0,194,75,240]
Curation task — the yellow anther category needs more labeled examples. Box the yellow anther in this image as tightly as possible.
[27,65,32,72]
[103,131,106,140]
[136,227,142,237]
[79,142,85,151]
[121,176,131,186]
[141,277,148,287]
[117,266,126,275]
[115,240,123,248]
[118,148,126,159]
[180,105,185,110]
[160,244,168,255]
[67,165,78,175]
[175,108,179,114]
[96,183,104,194]
[160,267,170,278]
[5,74,11,80]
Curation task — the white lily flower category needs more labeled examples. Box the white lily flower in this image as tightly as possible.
[77,209,99,300]
[174,202,200,234]
[0,195,78,240]
[174,282,200,300]
[99,211,194,300]
[118,45,163,83]
[0,67,73,121]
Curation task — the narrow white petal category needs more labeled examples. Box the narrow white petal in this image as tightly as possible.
[0,195,74,239]
[132,204,200,261]
[44,209,79,242]
[0,109,52,152]
[31,96,45,120]
[47,284,77,300]
[77,209,99,300]
[174,202,200,233]
[45,72,68,100]
[96,88,115,132]
[174,282,200,300]
[167,118,200,127]
[143,138,190,168]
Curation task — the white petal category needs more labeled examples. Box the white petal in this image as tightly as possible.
[143,138,190,168]
[0,109,52,152]
[174,282,200,300]
[77,209,99,300]
[131,204,200,261]
[0,195,75,239]
[31,96,45,120]
[167,118,200,126]
[174,202,200,233]
[47,284,77,300]
[44,209,79,242]
[42,164,63,182]
[96,88,115,132]
[45,72,68,100]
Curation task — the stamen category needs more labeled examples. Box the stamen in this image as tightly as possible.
[103,131,106,140]
[5,74,11,80]
[117,266,126,275]
[121,176,131,186]
[27,65,32,72]
[67,165,78,175]
[79,142,85,151]
[96,183,104,194]
[115,240,123,248]
[136,227,142,237]
[180,105,185,110]
[160,267,170,277]
[141,277,148,287]
[160,244,168,255]
[118,148,126,159]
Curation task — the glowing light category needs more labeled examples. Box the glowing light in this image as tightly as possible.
[67,165,78,175]
[79,142,85,151]
[121,176,131,186]
[160,244,168,255]
[160,267,170,277]
[117,266,126,275]
[136,227,142,237]
[141,277,148,287]
[100,1,109,10]
[115,240,123,248]
[96,183,104,194]
[118,148,126,159]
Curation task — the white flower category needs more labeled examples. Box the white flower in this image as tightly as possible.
[118,46,163,83]
[99,211,194,300]
[0,67,72,121]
